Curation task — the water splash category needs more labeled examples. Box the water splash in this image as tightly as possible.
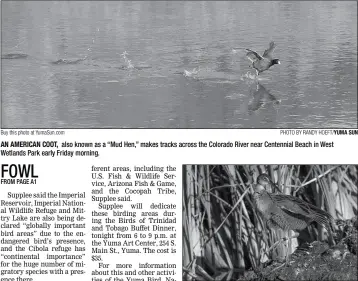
[121,51,134,69]
[240,71,257,81]
[183,67,200,78]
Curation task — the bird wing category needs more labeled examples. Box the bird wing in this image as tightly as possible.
[272,194,309,215]
[272,194,333,228]
[262,41,276,59]
[267,213,287,230]
[245,48,263,62]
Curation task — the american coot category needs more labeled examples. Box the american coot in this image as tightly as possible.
[245,41,280,75]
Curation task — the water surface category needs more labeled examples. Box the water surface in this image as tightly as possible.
[2,1,357,128]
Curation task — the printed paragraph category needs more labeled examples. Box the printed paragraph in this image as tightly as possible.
[0,192,86,280]
[90,165,178,281]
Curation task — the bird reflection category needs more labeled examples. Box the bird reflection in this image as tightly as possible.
[248,82,280,112]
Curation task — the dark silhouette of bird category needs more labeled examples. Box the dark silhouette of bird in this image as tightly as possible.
[245,42,280,76]
[253,173,333,264]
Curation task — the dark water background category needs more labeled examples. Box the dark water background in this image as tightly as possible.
[1,1,357,128]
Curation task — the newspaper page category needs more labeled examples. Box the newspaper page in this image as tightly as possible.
[1,1,357,281]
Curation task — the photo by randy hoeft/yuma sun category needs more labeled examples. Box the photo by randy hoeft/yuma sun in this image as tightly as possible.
[1,1,357,128]
[182,165,358,280]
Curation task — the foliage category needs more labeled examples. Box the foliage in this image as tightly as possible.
[182,165,358,280]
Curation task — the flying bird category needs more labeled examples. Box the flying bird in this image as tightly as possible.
[235,41,280,76]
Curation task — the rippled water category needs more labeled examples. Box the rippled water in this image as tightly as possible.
[1,1,357,128]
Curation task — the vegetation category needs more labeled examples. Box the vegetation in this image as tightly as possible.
[182,165,357,280]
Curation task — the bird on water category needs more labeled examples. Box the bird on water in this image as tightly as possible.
[240,41,280,76]
[253,173,333,265]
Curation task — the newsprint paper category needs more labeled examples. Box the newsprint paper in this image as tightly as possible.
[1,2,357,281]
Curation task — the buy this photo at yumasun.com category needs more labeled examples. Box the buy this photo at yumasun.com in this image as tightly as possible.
[1,1,357,128]
[182,165,357,280]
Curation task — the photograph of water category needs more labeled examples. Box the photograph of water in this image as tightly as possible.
[1,1,357,128]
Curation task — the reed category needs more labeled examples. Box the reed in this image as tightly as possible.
[182,165,357,280]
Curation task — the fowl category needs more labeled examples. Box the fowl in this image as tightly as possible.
[253,173,333,265]
[244,42,280,75]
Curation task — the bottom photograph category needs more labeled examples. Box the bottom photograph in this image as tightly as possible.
[182,165,357,281]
